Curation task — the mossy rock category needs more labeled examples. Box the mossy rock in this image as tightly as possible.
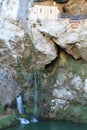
[23,105,34,114]
[54,104,87,123]
[0,107,4,114]
[62,55,87,81]
[0,114,19,129]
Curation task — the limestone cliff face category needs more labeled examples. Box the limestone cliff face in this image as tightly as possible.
[0,0,87,124]
[40,52,87,123]
[0,0,87,67]
[0,64,21,106]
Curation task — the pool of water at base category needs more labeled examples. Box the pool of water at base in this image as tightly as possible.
[5,120,87,130]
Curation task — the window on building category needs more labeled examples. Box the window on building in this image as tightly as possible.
[40,8,42,13]
[50,9,52,14]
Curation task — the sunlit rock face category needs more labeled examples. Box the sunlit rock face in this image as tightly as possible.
[0,0,23,106]
[0,64,21,106]
[28,0,87,63]
[0,0,24,61]
[63,0,87,15]
[30,17,87,61]
[0,0,58,68]
[0,0,87,68]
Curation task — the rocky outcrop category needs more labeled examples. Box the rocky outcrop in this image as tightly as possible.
[1,0,87,68]
[0,64,21,106]
[1,0,87,127]
[0,113,19,129]
[28,15,87,61]
[63,0,87,15]
[38,51,87,123]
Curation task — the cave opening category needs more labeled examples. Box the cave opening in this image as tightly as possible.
[45,44,81,74]
[45,44,59,73]
[55,0,69,4]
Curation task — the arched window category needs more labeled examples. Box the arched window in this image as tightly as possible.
[50,9,52,14]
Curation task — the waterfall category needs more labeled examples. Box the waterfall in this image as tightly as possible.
[16,73,39,124]
[30,74,38,123]
[16,95,24,114]
[34,74,38,117]
[16,95,30,124]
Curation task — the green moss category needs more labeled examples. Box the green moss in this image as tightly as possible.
[23,105,34,114]
[61,55,87,81]
[0,107,4,114]
[16,68,25,84]
[15,34,45,74]
[74,105,87,123]
[20,34,35,72]
[54,104,87,123]
[55,105,74,121]
[44,51,87,83]
[18,106,35,119]
[22,56,32,71]
[0,113,19,129]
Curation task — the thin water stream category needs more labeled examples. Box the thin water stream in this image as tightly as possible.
[16,95,30,124]
[34,74,38,117]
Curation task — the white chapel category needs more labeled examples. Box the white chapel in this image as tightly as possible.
[29,1,59,20]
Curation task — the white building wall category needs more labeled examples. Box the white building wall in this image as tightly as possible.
[32,4,59,20]
[47,6,59,20]
[55,7,59,20]
[34,5,45,19]
[44,6,49,19]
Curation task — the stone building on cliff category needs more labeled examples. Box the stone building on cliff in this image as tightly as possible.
[29,1,59,20]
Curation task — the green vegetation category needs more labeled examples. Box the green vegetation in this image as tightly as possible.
[74,105,87,122]
[64,55,87,81]
[0,113,19,129]
[55,104,87,123]
[24,106,34,114]
[40,51,87,122]
[16,68,25,85]
[23,105,34,117]
[0,107,4,114]
[20,34,35,72]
